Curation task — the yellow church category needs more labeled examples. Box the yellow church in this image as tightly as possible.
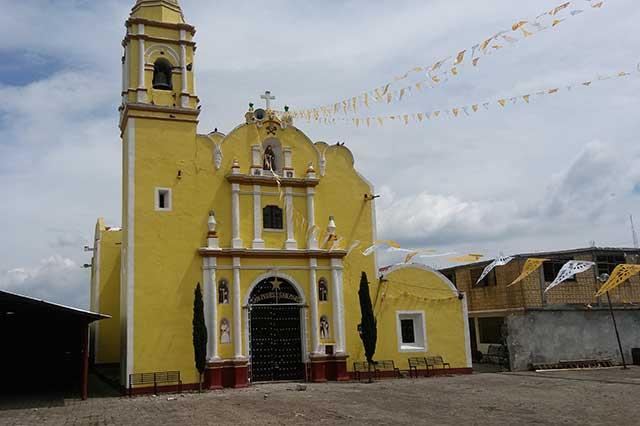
[90,0,472,392]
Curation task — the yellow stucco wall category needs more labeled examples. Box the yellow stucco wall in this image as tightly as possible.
[95,0,469,386]
[91,220,122,364]
[358,264,470,370]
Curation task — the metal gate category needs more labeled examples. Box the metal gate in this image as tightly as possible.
[248,278,304,382]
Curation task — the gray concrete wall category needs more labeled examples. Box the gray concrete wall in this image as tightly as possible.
[505,309,640,371]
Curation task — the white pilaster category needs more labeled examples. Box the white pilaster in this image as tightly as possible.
[306,187,318,249]
[137,24,146,103]
[179,29,189,108]
[231,183,243,248]
[331,258,346,354]
[252,185,265,249]
[204,257,219,360]
[232,257,243,359]
[309,258,320,354]
[285,187,297,249]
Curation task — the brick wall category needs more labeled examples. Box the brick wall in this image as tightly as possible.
[444,250,640,313]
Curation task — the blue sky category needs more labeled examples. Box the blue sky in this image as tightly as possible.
[1,0,639,308]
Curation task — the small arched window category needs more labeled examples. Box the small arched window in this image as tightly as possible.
[218,279,229,304]
[152,58,173,90]
[318,279,328,302]
[263,205,283,230]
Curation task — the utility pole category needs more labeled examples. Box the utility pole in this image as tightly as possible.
[630,214,638,249]
[598,273,628,369]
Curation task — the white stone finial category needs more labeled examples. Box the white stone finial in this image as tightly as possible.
[208,211,217,233]
[260,90,276,110]
[327,216,336,236]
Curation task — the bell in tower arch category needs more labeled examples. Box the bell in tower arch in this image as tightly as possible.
[153,58,173,90]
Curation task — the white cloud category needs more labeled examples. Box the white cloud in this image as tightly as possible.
[0,255,90,309]
[1,0,640,307]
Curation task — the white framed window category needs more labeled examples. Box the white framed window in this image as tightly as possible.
[396,311,427,352]
[155,187,172,211]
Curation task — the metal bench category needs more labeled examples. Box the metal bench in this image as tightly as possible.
[353,361,376,381]
[128,371,182,396]
[374,360,401,379]
[408,357,429,378]
[426,355,451,371]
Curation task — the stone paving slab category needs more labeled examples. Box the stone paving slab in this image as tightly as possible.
[1,367,640,425]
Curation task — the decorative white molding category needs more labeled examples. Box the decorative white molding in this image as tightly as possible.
[214,143,222,170]
[306,187,318,249]
[330,258,346,354]
[124,118,136,385]
[232,257,243,359]
[213,265,333,271]
[154,187,172,211]
[252,185,265,249]
[461,293,472,368]
[243,271,307,306]
[180,45,189,107]
[231,183,242,248]
[203,257,219,360]
[137,35,146,102]
[285,187,297,250]
[319,149,326,177]
[395,310,428,353]
[144,44,180,67]
[309,258,320,354]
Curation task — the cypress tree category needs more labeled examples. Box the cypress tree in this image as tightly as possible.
[358,271,377,382]
[193,282,208,392]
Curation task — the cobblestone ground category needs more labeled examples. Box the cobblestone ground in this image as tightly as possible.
[2,367,640,425]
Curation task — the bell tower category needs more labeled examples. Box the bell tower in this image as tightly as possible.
[118,0,200,386]
[120,0,198,114]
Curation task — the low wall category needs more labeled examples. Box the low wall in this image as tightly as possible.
[505,308,640,371]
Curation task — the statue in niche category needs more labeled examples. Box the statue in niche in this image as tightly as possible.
[318,280,328,302]
[263,145,276,171]
[320,316,330,339]
[220,319,231,344]
[218,280,229,304]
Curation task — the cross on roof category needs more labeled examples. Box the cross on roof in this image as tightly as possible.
[261,90,275,110]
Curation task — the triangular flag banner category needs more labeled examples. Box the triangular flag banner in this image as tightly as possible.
[476,256,515,285]
[595,264,640,296]
[498,99,507,107]
[362,240,401,256]
[545,261,595,292]
[472,104,479,112]
[454,50,466,65]
[512,20,528,31]
[523,95,530,103]
[508,258,548,287]
[449,254,484,263]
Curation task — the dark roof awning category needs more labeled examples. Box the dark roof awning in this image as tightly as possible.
[0,290,109,323]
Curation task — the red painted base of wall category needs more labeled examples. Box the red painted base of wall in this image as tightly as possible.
[204,361,224,390]
[308,356,329,382]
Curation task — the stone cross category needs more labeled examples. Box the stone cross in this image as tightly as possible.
[261,90,275,110]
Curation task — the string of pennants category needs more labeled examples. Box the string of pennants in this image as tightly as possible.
[290,0,606,120]
[476,256,640,295]
[297,67,637,127]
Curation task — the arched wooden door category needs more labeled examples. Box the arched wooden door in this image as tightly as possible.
[248,277,305,382]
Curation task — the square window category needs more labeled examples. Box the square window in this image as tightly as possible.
[400,319,415,344]
[155,188,172,211]
[396,311,427,352]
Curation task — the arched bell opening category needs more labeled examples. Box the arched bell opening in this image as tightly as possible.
[152,58,173,90]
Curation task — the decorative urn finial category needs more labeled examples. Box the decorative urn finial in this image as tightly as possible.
[327,215,337,237]
[208,210,217,234]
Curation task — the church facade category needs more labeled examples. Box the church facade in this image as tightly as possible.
[90,0,471,392]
